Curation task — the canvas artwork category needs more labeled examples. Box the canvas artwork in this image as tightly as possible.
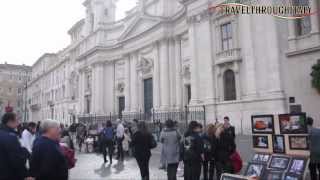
[251,115,274,134]
[263,170,283,180]
[289,136,309,150]
[268,156,291,170]
[288,158,307,175]
[273,135,286,154]
[245,163,265,178]
[252,153,271,164]
[283,173,302,180]
[220,173,248,180]
[253,135,269,149]
[279,113,307,134]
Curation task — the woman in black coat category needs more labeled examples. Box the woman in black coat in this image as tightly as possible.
[214,123,236,180]
[131,121,156,180]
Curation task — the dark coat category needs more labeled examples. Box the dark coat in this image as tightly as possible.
[202,134,217,161]
[215,130,236,164]
[0,125,28,180]
[183,131,204,163]
[29,136,68,180]
[131,131,153,159]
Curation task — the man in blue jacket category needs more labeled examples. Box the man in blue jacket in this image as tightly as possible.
[0,112,29,180]
[29,119,68,180]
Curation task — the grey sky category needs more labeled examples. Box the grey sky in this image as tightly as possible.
[0,0,138,66]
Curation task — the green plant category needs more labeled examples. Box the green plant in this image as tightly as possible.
[311,62,320,93]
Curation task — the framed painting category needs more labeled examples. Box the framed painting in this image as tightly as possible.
[251,115,275,134]
[253,135,269,149]
[251,153,271,164]
[272,135,286,154]
[279,113,307,134]
[268,155,291,171]
[289,136,309,150]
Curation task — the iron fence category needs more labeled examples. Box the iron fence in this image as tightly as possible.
[77,105,206,134]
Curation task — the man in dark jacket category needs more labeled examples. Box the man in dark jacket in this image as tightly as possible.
[223,116,235,139]
[183,121,204,180]
[29,119,68,180]
[0,112,29,180]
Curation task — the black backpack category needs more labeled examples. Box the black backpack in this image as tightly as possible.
[203,138,212,153]
[182,135,197,161]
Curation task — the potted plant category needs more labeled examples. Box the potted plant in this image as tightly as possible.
[311,61,320,94]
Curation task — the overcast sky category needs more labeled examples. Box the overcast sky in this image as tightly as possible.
[0,0,138,66]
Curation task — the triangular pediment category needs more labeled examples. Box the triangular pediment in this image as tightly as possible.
[119,15,162,41]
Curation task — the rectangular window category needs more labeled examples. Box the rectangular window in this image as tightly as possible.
[221,22,233,51]
[293,0,311,36]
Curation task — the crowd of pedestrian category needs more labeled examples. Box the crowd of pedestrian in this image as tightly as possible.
[1,111,319,180]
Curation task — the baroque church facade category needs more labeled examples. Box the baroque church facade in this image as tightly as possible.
[26,0,320,133]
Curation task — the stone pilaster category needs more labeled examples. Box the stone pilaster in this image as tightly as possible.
[175,36,183,109]
[130,53,138,112]
[159,39,170,110]
[124,55,131,112]
[153,43,161,110]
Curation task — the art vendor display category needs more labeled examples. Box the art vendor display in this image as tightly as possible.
[252,135,269,149]
[273,135,286,154]
[288,135,309,150]
[251,115,274,134]
[245,153,308,180]
[247,113,309,180]
[220,173,249,180]
[278,113,307,134]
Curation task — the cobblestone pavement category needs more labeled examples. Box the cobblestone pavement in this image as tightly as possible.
[69,146,183,180]
[69,135,254,180]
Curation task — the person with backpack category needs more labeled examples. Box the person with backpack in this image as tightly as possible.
[202,124,217,180]
[182,121,204,180]
[307,117,320,180]
[160,119,182,180]
[131,121,157,180]
[101,120,114,164]
[215,123,236,180]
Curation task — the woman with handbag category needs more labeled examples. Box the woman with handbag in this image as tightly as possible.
[131,121,157,180]
[160,119,181,180]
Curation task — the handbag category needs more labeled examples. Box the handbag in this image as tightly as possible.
[229,151,243,173]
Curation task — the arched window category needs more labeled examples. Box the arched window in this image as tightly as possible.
[223,69,236,101]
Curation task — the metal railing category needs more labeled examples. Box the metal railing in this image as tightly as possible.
[77,105,206,133]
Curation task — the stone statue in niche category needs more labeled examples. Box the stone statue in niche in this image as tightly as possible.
[137,57,153,74]
[117,82,125,93]
[182,65,191,80]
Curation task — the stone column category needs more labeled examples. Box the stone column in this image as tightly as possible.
[188,23,200,104]
[175,36,182,109]
[95,63,104,114]
[169,38,176,108]
[239,15,257,98]
[91,66,97,113]
[130,53,138,112]
[124,55,131,112]
[159,39,170,110]
[153,43,161,110]
[310,0,319,33]
[104,62,115,114]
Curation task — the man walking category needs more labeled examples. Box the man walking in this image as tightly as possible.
[0,112,29,180]
[29,119,68,180]
[116,119,125,161]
